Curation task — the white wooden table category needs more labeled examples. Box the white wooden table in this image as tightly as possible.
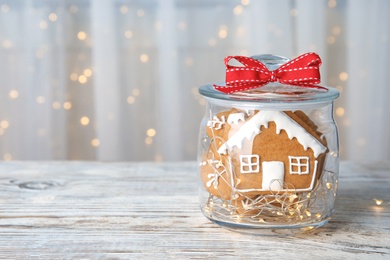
[0,161,389,259]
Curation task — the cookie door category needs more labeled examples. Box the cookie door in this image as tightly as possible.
[262,161,284,191]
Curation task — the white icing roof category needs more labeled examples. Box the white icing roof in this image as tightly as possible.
[217,111,327,158]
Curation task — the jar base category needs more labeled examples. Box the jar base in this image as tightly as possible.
[206,216,330,236]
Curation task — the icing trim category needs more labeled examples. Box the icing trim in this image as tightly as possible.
[235,160,319,193]
[289,156,310,175]
[227,113,245,125]
[218,111,326,158]
[239,154,260,174]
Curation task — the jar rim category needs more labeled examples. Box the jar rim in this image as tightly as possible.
[199,83,340,109]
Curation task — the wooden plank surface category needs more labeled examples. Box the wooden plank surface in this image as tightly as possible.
[0,161,389,259]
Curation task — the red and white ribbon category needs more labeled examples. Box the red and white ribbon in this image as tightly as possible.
[214,52,326,94]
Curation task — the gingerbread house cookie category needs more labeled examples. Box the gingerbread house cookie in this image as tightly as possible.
[200,108,328,203]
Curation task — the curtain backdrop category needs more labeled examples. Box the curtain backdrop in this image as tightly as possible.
[0,0,389,162]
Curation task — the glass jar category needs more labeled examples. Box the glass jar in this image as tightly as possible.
[197,54,340,234]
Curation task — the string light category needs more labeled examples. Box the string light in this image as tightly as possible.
[140,54,149,63]
[83,69,93,77]
[1,4,9,13]
[52,101,61,109]
[36,96,45,104]
[218,26,228,39]
[39,21,48,30]
[328,0,337,8]
[2,40,12,49]
[290,8,298,17]
[0,120,9,129]
[127,96,135,104]
[120,5,129,14]
[336,107,345,117]
[49,13,57,22]
[78,75,88,84]
[70,73,78,81]
[332,26,341,35]
[145,137,153,145]
[63,102,72,110]
[80,116,90,126]
[137,9,145,17]
[132,88,140,96]
[3,153,12,161]
[77,31,87,41]
[374,199,383,206]
[233,5,243,15]
[241,0,250,5]
[91,138,100,147]
[327,36,335,44]
[70,5,78,13]
[146,128,156,137]
[336,85,344,92]
[124,30,133,39]
[339,72,348,81]
[9,90,19,99]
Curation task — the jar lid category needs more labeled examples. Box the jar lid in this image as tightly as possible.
[199,54,340,109]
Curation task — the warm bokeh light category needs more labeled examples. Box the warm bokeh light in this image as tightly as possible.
[1,4,9,13]
[120,5,129,14]
[145,137,153,145]
[83,69,93,77]
[80,116,90,126]
[336,107,345,117]
[52,101,61,110]
[78,75,88,84]
[70,73,78,81]
[124,30,133,39]
[77,31,87,40]
[39,21,48,29]
[3,153,12,161]
[91,138,100,147]
[49,13,57,22]
[36,96,45,104]
[63,102,72,110]
[328,0,337,8]
[132,88,140,96]
[140,54,149,63]
[233,5,243,15]
[0,120,9,129]
[127,96,135,104]
[2,40,12,49]
[339,72,348,81]
[9,90,19,99]
[146,128,156,137]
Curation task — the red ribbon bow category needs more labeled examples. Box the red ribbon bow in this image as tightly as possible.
[214,52,325,94]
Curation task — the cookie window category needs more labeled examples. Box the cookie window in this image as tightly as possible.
[289,156,309,175]
[239,155,260,173]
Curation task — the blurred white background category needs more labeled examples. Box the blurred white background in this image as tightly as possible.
[0,0,389,162]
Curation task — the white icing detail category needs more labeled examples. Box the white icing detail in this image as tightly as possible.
[207,116,226,130]
[237,160,319,193]
[227,113,245,125]
[289,156,310,175]
[205,159,227,188]
[239,154,260,173]
[217,111,326,158]
[262,161,284,191]
[206,173,218,188]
